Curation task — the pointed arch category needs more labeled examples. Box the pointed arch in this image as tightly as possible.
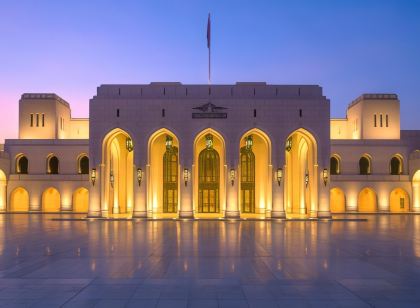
[359,154,372,175]
[73,187,89,212]
[193,128,226,216]
[330,188,345,213]
[284,128,318,217]
[42,187,61,212]
[390,154,403,175]
[358,187,377,212]
[77,153,89,174]
[390,188,409,212]
[46,154,59,174]
[101,128,134,215]
[238,128,272,215]
[15,154,29,174]
[147,128,180,215]
[10,187,29,212]
[330,154,341,175]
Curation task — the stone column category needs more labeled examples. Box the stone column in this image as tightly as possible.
[179,164,193,218]
[133,164,147,218]
[225,165,239,218]
[271,165,286,218]
[88,164,102,217]
[317,167,331,218]
[30,192,41,212]
[0,180,6,212]
[413,181,420,212]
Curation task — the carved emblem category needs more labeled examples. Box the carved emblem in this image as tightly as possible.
[192,102,227,119]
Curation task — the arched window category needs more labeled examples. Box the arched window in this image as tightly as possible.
[390,156,402,175]
[16,155,28,174]
[359,156,371,175]
[47,156,59,174]
[78,156,89,174]
[330,156,340,175]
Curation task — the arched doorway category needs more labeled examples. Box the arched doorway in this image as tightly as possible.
[390,188,409,212]
[0,169,6,211]
[10,187,29,212]
[148,129,179,216]
[42,187,61,212]
[330,188,345,213]
[285,128,318,217]
[358,188,377,212]
[73,188,89,212]
[193,129,226,216]
[239,129,271,215]
[413,170,420,211]
[102,129,134,216]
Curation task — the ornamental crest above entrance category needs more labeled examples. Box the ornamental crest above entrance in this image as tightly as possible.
[192,102,227,119]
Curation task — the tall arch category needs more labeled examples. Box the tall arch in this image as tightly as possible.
[16,154,29,174]
[413,170,420,211]
[10,187,29,212]
[330,188,345,213]
[42,187,61,212]
[390,188,409,212]
[102,128,134,215]
[147,129,180,216]
[193,129,226,216]
[285,128,318,217]
[358,187,377,212]
[238,128,271,215]
[0,170,7,211]
[73,187,89,212]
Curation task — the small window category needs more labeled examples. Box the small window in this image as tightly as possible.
[30,114,34,127]
[78,156,89,174]
[36,114,39,127]
[359,156,371,175]
[42,114,45,127]
[162,108,165,117]
[16,155,29,174]
[380,114,383,127]
[390,156,402,175]
[253,109,257,118]
[386,115,389,127]
[299,109,302,118]
[116,109,120,117]
[330,156,340,175]
[374,114,377,127]
[47,156,59,174]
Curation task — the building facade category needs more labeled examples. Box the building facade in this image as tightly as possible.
[0,83,419,218]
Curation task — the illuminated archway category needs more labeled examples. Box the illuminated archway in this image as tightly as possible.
[330,154,340,175]
[47,154,59,174]
[330,188,345,213]
[0,170,7,211]
[77,154,89,174]
[42,187,61,212]
[285,128,318,217]
[413,170,420,211]
[16,154,29,174]
[73,188,89,212]
[102,128,134,216]
[239,128,271,215]
[193,129,226,217]
[390,188,409,212]
[10,187,29,212]
[148,129,180,216]
[358,187,377,212]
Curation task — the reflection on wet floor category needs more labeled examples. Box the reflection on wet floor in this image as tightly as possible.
[0,214,419,307]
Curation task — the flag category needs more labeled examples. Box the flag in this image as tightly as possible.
[207,13,211,49]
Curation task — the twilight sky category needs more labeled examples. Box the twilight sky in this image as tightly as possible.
[1,0,420,142]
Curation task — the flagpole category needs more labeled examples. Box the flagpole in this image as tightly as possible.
[207,13,211,85]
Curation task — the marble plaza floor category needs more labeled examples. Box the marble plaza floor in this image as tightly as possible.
[0,215,419,307]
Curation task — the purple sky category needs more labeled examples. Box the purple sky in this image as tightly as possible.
[1,0,420,142]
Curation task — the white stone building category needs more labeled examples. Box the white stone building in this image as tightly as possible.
[0,83,419,218]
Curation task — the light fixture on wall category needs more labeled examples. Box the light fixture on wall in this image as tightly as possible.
[245,135,253,149]
[286,137,292,152]
[230,169,236,186]
[165,135,173,149]
[323,168,328,186]
[305,170,309,188]
[110,170,114,188]
[91,168,96,186]
[276,168,283,186]
[126,137,134,152]
[137,168,143,186]
[183,168,189,186]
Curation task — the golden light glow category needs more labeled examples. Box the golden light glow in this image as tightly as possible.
[390,188,409,212]
[358,187,377,212]
[10,187,29,212]
[330,188,345,213]
[42,187,61,212]
[73,187,89,212]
